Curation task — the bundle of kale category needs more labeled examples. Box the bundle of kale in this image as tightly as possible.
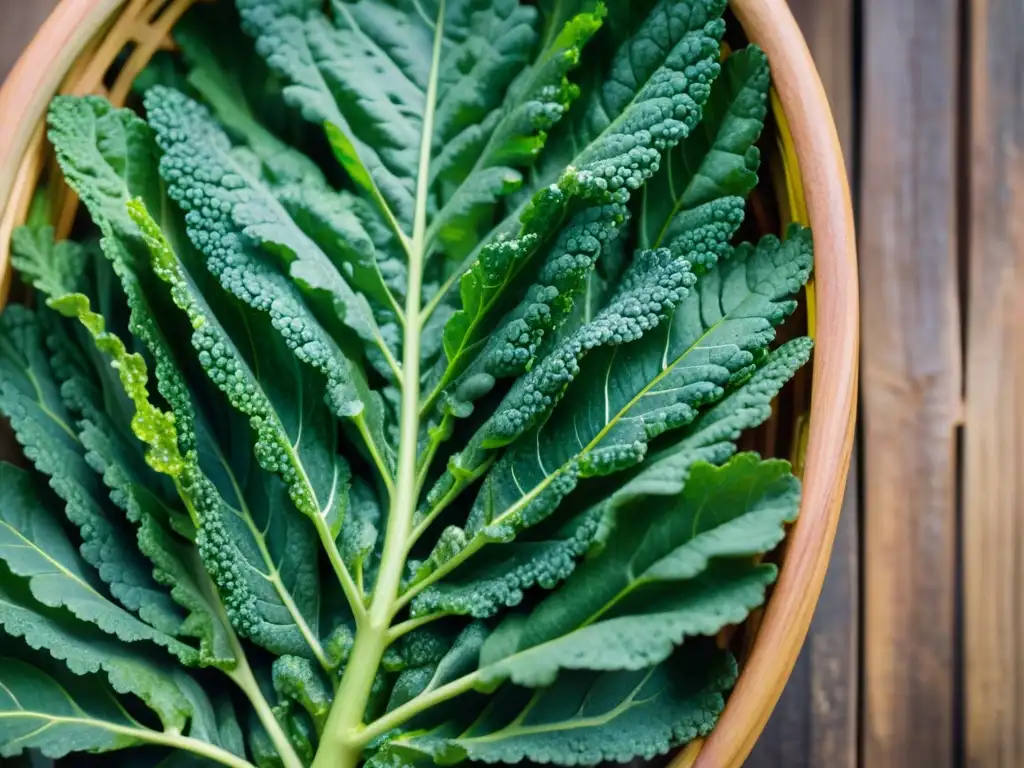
[0,1,812,766]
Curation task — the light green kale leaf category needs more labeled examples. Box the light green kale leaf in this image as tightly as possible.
[0,565,193,732]
[408,225,811,609]
[474,455,798,688]
[642,45,771,249]
[143,87,396,475]
[0,463,197,665]
[409,336,812,621]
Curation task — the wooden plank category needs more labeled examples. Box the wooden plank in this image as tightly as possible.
[964,1,1024,766]
[860,0,962,766]
[0,0,59,81]
[746,0,858,763]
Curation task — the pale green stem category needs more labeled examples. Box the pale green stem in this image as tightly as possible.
[377,336,405,385]
[405,455,495,554]
[359,669,484,747]
[395,536,486,612]
[311,5,446,767]
[386,611,454,643]
[227,651,304,768]
[421,266,462,323]
[210,575,304,768]
[355,414,396,499]
[313,516,368,626]
[143,730,259,768]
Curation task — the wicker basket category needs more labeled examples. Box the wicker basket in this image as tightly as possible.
[0,1,859,766]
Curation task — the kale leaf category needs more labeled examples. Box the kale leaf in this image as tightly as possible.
[0,2,811,766]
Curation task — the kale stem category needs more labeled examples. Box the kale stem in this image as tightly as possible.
[421,261,463,323]
[220,600,304,768]
[314,518,368,627]
[359,669,484,747]
[115,728,258,768]
[395,536,486,612]
[404,454,496,555]
[312,4,446,766]
[387,611,454,643]
[228,655,304,768]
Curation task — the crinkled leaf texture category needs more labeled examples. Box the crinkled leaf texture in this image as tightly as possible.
[0,1,813,767]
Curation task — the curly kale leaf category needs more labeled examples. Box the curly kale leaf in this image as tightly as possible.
[385,645,735,766]
[47,96,327,664]
[129,199,364,620]
[410,336,812,621]
[642,45,771,249]
[237,0,588,256]
[409,223,810,607]
[12,229,238,667]
[0,649,246,763]
[145,86,402,384]
[0,562,195,733]
[143,87,396,476]
[474,456,798,688]
[0,303,184,633]
[0,4,813,765]
[413,0,730,497]
[536,0,728,189]
[0,463,198,665]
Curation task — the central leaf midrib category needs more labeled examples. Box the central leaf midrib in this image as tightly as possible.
[316,2,447,763]
[441,21,712,324]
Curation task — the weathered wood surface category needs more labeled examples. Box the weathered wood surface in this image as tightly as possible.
[860,1,963,767]
[5,0,1024,766]
[0,0,58,81]
[964,1,1024,767]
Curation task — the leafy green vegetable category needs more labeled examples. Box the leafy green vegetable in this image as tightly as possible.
[0,1,813,766]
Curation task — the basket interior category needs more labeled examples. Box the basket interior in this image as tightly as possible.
[0,3,817,767]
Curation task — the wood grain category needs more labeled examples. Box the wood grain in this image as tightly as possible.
[964,1,1024,765]
[746,3,859,764]
[860,0,963,766]
[0,0,59,81]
